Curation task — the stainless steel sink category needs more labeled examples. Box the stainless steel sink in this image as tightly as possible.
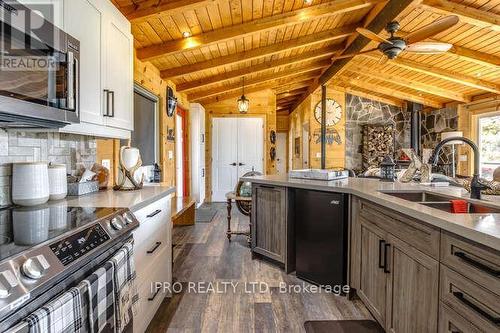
[380,191,500,214]
[380,191,452,202]
[421,202,500,214]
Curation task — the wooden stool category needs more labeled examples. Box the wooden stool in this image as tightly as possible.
[225,191,252,244]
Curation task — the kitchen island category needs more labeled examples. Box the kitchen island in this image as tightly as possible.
[242,175,500,333]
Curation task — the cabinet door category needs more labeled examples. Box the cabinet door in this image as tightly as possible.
[252,185,286,263]
[358,218,389,326]
[64,0,103,125]
[386,235,439,333]
[103,15,133,130]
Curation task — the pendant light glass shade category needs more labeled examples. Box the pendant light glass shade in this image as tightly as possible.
[237,77,249,113]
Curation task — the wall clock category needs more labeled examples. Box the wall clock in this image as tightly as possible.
[314,98,342,127]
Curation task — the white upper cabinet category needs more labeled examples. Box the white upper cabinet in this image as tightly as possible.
[102,3,134,131]
[63,0,103,125]
[59,0,133,138]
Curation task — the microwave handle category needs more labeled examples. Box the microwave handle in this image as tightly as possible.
[67,51,76,110]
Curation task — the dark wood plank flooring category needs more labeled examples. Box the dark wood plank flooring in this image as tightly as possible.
[147,203,372,332]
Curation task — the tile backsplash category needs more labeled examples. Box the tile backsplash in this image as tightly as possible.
[0,130,97,206]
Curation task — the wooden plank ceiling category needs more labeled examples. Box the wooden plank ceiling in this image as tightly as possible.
[113,0,500,114]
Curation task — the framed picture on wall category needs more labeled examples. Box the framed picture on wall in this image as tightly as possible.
[295,137,300,157]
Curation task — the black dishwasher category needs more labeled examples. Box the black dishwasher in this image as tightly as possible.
[295,189,348,287]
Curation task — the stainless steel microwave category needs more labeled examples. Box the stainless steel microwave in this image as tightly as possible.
[0,0,79,128]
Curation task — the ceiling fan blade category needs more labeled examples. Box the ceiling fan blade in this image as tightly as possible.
[405,15,459,44]
[356,28,392,44]
[406,41,453,54]
[332,48,379,60]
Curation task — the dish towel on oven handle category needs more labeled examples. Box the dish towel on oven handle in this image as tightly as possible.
[24,282,89,333]
[109,241,138,333]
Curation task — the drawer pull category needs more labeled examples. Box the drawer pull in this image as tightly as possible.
[147,209,162,218]
[147,241,162,254]
[454,251,500,277]
[148,288,161,301]
[453,292,500,325]
[378,240,385,269]
[383,243,391,274]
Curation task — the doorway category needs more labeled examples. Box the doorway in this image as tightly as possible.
[211,117,264,201]
[176,106,189,198]
[276,132,287,175]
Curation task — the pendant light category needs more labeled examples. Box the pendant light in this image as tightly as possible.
[237,77,249,113]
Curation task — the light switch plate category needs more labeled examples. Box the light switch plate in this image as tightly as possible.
[459,155,468,162]
[168,151,174,159]
[316,152,321,158]
[102,159,111,170]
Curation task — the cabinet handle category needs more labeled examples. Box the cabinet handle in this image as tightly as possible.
[378,240,386,269]
[239,163,245,166]
[454,251,500,277]
[259,185,275,189]
[104,89,110,116]
[110,90,115,117]
[230,162,237,166]
[453,291,500,325]
[146,209,162,218]
[148,288,161,301]
[383,243,391,273]
[147,241,162,254]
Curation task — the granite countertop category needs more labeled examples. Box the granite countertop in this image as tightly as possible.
[60,183,176,212]
[241,175,500,251]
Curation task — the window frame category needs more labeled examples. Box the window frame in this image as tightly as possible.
[476,111,500,179]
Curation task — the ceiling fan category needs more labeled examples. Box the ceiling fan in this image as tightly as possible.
[333,15,459,61]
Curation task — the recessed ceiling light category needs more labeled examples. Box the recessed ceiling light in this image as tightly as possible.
[304,0,313,4]
[182,31,191,38]
[475,72,482,77]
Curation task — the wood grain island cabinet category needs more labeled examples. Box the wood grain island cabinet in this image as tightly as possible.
[350,196,500,333]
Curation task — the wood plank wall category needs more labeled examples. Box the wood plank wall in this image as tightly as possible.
[202,89,277,202]
[289,86,346,170]
[96,52,189,189]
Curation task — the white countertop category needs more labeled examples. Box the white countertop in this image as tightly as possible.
[60,184,176,212]
[241,175,500,251]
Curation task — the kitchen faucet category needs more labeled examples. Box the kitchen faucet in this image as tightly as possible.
[429,136,486,200]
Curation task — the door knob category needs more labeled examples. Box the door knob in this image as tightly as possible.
[230,163,237,166]
[238,163,245,166]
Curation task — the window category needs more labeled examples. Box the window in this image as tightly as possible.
[478,113,500,180]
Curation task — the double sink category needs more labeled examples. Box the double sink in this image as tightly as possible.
[380,191,500,214]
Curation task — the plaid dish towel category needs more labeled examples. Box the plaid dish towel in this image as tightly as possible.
[109,242,138,333]
[25,283,89,333]
[85,261,116,333]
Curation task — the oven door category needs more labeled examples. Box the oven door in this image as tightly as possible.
[0,3,79,127]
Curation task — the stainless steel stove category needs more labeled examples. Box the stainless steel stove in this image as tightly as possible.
[0,204,139,331]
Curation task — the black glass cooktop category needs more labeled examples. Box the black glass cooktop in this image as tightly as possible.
[0,205,120,263]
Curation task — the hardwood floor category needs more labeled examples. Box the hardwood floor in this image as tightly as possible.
[147,203,372,332]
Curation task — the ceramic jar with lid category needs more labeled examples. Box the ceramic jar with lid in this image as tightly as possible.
[12,162,50,206]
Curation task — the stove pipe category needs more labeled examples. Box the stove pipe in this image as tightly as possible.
[408,102,422,156]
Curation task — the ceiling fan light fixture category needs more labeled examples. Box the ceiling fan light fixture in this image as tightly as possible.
[182,31,192,38]
[304,0,313,4]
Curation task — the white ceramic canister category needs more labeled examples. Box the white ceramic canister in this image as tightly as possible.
[48,164,67,200]
[13,205,50,245]
[12,162,50,206]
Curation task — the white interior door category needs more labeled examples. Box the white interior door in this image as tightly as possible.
[211,117,264,202]
[276,132,287,174]
[175,115,184,197]
[212,118,238,202]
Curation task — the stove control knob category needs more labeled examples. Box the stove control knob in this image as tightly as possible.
[22,255,50,280]
[0,270,18,298]
[110,216,124,231]
[122,211,135,225]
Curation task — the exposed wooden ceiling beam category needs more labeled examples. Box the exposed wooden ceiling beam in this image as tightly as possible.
[346,63,471,102]
[160,28,351,78]
[196,73,321,104]
[333,84,404,107]
[421,0,500,32]
[121,0,216,23]
[363,54,500,93]
[290,0,417,112]
[176,47,337,92]
[276,89,307,99]
[274,80,315,95]
[137,0,383,61]
[339,77,443,107]
[277,97,298,104]
[190,63,327,101]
